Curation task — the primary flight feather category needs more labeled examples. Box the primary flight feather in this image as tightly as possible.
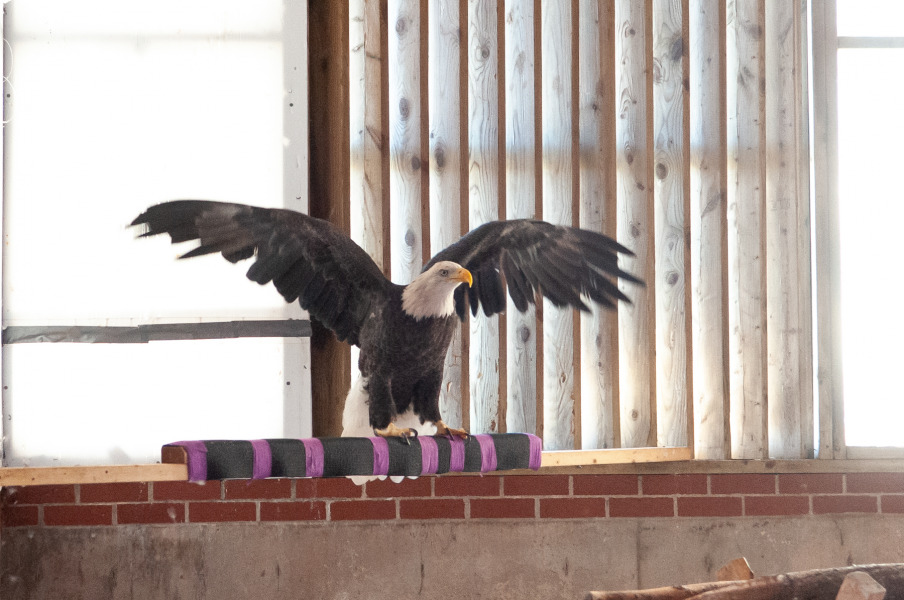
[131,200,642,439]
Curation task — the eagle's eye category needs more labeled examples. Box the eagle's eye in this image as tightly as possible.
[439,268,449,277]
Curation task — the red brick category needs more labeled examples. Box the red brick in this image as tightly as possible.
[573,475,639,496]
[2,505,39,527]
[813,495,878,515]
[504,475,569,496]
[189,502,256,523]
[153,481,221,501]
[260,501,326,521]
[470,498,535,519]
[744,495,810,516]
[710,474,775,495]
[435,476,500,497]
[118,503,185,525]
[224,479,292,500]
[880,495,904,513]
[296,478,364,499]
[778,474,842,495]
[539,497,606,519]
[44,504,113,526]
[677,496,743,517]
[610,497,674,518]
[330,500,396,521]
[1,485,76,505]
[847,473,904,494]
[80,482,148,504]
[642,474,708,496]
[400,499,465,520]
[366,477,433,498]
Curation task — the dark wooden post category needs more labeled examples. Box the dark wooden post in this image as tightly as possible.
[308,0,351,436]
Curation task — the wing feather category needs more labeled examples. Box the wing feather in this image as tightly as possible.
[425,219,641,319]
[131,200,390,346]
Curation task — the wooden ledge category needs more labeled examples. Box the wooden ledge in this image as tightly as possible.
[4,448,904,487]
[0,463,188,487]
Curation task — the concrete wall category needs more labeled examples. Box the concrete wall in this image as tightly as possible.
[4,472,904,599]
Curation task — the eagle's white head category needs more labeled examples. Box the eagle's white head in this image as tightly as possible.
[401,261,473,320]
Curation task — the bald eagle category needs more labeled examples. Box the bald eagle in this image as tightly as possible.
[131,200,641,440]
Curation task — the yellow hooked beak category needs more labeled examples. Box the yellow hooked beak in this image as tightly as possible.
[454,267,473,287]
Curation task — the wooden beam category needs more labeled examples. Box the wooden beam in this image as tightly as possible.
[308,0,352,437]
[541,446,692,467]
[0,464,187,487]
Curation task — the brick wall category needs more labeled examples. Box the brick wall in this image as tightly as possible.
[5,471,904,528]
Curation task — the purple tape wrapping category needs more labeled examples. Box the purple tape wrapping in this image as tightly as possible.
[301,438,324,478]
[474,434,498,473]
[528,434,543,470]
[449,437,466,472]
[369,437,389,476]
[172,441,208,482]
[418,436,439,475]
[250,440,272,479]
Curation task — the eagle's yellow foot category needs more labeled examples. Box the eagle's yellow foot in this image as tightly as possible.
[435,420,469,440]
[374,422,419,444]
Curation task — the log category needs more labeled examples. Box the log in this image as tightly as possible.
[836,572,886,600]
[586,564,904,600]
[585,580,745,600]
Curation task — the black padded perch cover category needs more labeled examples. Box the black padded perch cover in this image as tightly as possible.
[164,434,542,481]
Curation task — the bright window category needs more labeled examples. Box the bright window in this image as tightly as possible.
[835,0,904,446]
[2,0,310,466]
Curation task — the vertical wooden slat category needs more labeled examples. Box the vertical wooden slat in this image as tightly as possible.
[688,0,728,458]
[428,0,465,429]
[540,0,575,450]
[283,0,313,438]
[504,0,539,436]
[726,0,767,459]
[794,0,814,459]
[351,0,389,273]
[468,0,502,433]
[615,0,655,449]
[652,0,689,448]
[388,0,424,285]
[308,0,352,437]
[764,0,809,459]
[578,0,619,449]
[811,0,844,459]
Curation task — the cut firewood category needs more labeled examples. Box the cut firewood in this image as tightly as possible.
[586,564,904,600]
[836,572,886,600]
[716,557,754,582]
[584,581,745,600]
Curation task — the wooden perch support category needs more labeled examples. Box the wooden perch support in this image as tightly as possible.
[586,564,904,600]
[717,557,754,582]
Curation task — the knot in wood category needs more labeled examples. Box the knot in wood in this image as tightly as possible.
[434,145,446,169]
[404,228,416,247]
[656,162,668,180]
[518,325,531,343]
[399,97,410,120]
[670,37,684,61]
[666,271,679,286]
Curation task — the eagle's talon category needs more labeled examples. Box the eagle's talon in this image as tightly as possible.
[435,420,469,440]
[374,423,419,441]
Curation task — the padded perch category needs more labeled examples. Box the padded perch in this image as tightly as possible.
[163,434,542,481]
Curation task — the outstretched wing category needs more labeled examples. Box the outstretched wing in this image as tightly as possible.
[131,200,391,346]
[424,220,642,321]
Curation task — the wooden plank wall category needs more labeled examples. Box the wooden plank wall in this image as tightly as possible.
[332,0,814,458]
